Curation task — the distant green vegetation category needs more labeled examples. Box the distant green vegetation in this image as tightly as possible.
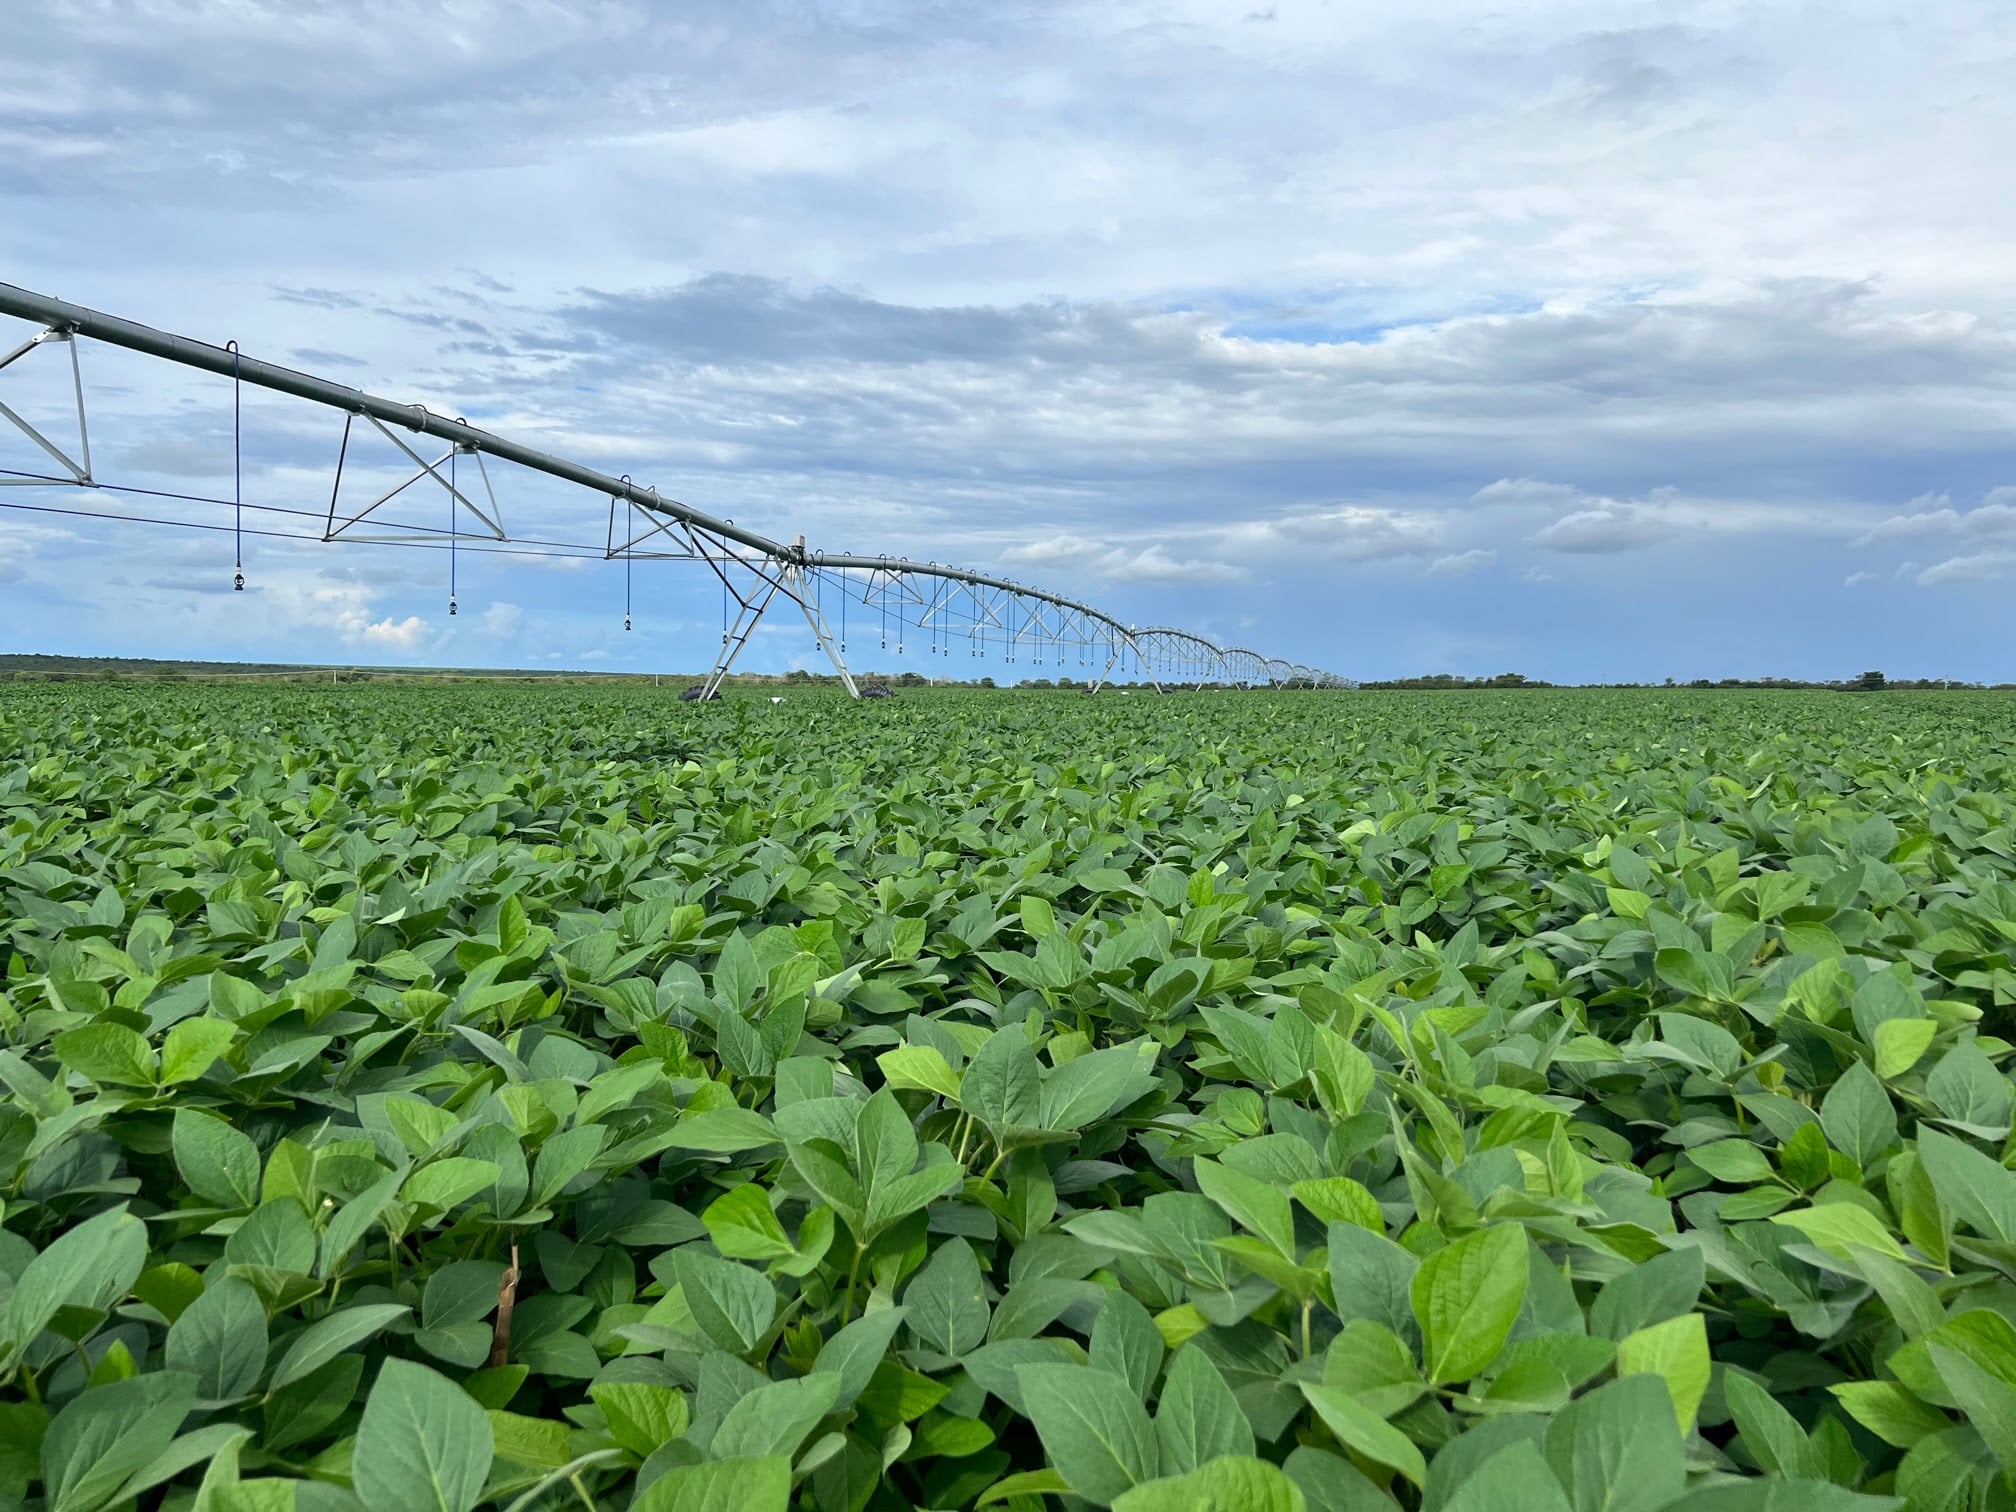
[1,684,2014,1511]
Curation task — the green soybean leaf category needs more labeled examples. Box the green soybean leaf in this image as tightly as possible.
[633,1457,791,1512]
[352,1359,493,1512]
[1443,1441,1572,1512]
[673,1248,776,1356]
[710,1373,841,1461]
[1015,1363,1160,1506]
[7,1206,148,1365]
[166,1277,268,1402]
[1297,1383,1426,1487]
[1111,1456,1307,1512]
[1542,1374,1685,1512]
[1409,1222,1528,1384]
[173,1109,262,1210]
[1616,1314,1711,1432]
[268,1304,410,1391]
[1156,1345,1254,1475]
[41,1370,196,1512]
[1090,1291,1164,1401]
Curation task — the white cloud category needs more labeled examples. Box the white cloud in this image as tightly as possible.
[1221,506,1444,563]
[1843,570,1876,587]
[0,522,73,583]
[1473,479,1589,509]
[1917,552,2016,586]
[1429,549,1496,577]
[1097,545,1248,586]
[1531,505,1672,554]
[350,614,432,649]
[1000,535,1248,584]
[481,600,523,637]
[1858,490,2016,546]
[1001,534,1102,568]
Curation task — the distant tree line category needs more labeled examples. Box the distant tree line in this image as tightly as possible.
[1359,670,2004,691]
[1358,672,1552,690]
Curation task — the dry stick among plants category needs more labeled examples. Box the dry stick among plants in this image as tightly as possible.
[490,1243,520,1368]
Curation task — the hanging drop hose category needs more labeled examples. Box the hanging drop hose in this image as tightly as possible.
[618,478,632,632]
[447,443,459,616]
[228,341,243,591]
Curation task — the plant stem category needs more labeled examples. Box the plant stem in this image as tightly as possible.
[843,1241,865,1324]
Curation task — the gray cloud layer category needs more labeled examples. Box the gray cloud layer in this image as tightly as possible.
[3,1,2014,679]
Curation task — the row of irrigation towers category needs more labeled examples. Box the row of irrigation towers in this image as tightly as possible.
[0,282,1349,696]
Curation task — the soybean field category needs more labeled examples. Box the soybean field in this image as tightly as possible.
[3,683,2015,1512]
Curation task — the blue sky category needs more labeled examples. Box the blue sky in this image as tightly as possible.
[2,1,2014,682]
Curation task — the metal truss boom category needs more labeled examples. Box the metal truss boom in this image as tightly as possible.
[0,280,1347,693]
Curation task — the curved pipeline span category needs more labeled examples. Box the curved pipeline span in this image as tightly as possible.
[0,281,1346,694]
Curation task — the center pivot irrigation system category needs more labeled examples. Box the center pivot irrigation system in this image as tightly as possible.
[0,282,1348,696]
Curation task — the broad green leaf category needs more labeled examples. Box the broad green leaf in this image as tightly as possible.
[268,1304,410,1390]
[165,1277,268,1402]
[1409,1222,1528,1384]
[352,1359,493,1512]
[1828,1381,1949,1448]
[1195,1156,1297,1260]
[162,1018,238,1084]
[7,1205,148,1363]
[1327,1221,1418,1339]
[1297,1383,1427,1487]
[401,1158,501,1212]
[1725,1370,1827,1478]
[964,1027,1043,1142]
[1820,1059,1897,1169]
[1090,1290,1164,1401]
[318,1168,405,1279]
[878,1044,963,1102]
[52,1023,156,1087]
[1916,1129,2016,1243]
[672,1248,776,1355]
[590,1382,689,1458]
[1875,1020,1936,1079]
[1589,1247,1705,1342]
[173,1109,262,1210]
[711,1372,841,1460]
[1111,1456,1307,1512]
[1771,1203,1909,1261]
[665,1106,781,1153]
[41,1370,195,1512]
[1041,1043,1155,1131]
[811,1307,910,1409]
[1156,1345,1254,1475]
[1616,1313,1710,1431]
[1542,1374,1685,1512]
[1443,1441,1571,1512]
[702,1184,795,1262]
[1016,1363,1160,1506]
[632,1455,791,1512]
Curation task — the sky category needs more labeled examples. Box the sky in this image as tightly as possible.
[2,0,2014,683]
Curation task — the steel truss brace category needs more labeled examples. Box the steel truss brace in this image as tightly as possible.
[697,535,859,698]
[324,412,505,542]
[0,327,92,486]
